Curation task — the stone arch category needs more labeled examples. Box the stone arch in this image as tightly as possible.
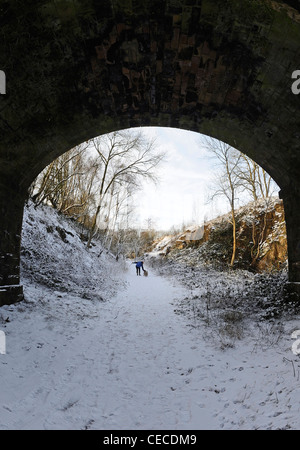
[1,0,300,305]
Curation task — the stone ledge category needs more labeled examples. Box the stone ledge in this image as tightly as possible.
[0,285,24,307]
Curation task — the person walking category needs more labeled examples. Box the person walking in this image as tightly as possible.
[133,260,145,276]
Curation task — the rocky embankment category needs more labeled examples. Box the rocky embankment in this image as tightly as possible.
[148,197,287,273]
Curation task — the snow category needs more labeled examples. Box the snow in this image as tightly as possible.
[1,201,300,430]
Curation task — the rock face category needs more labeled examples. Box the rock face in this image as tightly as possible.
[173,226,205,250]
[150,198,287,273]
[1,1,300,303]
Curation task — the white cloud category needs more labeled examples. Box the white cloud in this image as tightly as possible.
[135,127,221,230]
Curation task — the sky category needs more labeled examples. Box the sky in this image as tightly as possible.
[133,127,281,231]
[134,127,227,231]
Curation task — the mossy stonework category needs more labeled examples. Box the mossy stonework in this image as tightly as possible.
[1,0,300,304]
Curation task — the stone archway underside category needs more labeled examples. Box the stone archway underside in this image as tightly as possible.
[1,0,300,305]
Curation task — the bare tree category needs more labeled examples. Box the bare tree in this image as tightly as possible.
[31,142,96,221]
[204,137,242,266]
[30,129,165,253]
[235,154,275,201]
[234,154,278,267]
[104,183,135,251]
[86,129,165,247]
[203,136,279,269]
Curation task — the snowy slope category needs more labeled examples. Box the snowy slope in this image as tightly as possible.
[1,202,300,430]
[21,200,124,301]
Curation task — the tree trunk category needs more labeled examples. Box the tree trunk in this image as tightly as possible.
[230,208,236,267]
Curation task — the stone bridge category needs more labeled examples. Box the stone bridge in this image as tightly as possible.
[1,0,300,305]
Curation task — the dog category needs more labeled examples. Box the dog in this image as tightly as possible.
[143,269,148,277]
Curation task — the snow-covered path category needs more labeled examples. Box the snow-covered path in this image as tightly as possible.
[2,267,214,430]
[1,264,300,430]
